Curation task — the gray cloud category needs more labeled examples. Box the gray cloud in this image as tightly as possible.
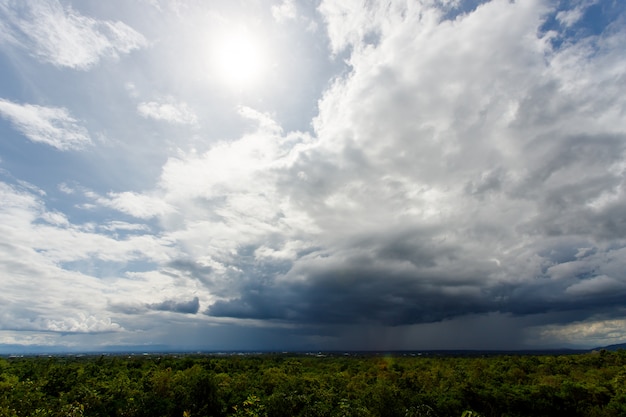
[148,297,200,314]
[165,259,214,284]
[112,297,201,315]
[206,240,626,327]
[197,0,626,339]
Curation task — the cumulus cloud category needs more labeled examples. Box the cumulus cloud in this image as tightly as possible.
[44,315,122,333]
[0,0,146,69]
[152,0,626,334]
[0,99,91,150]
[137,98,198,125]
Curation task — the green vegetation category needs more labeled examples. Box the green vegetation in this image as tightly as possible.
[1,350,625,416]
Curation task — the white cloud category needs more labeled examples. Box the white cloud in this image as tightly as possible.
[237,105,283,133]
[99,221,150,233]
[58,182,76,194]
[556,1,598,28]
[0,180,177,337]
[0,99,91,150]
[0,0,146,69]
[95,190,174,219]
[157,114,316,267]
[318,0,382,54]
[40,210,70,227]
[0,182,172,265]
[272,0,297,23]
[44,315,122,333]
[137,98,198,125]
[537,318,626,347]
[556,8,584,28]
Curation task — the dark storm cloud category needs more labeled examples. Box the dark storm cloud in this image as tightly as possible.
[148,297,200,314]
[111,297,201,315]
[208,228,496,326]
[208,246,626,327]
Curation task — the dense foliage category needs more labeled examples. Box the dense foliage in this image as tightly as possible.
[1,350,626,416]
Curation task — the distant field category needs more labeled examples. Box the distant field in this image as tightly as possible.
[1,350,625,416]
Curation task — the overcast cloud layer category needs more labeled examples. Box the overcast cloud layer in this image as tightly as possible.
[0,0,626,353]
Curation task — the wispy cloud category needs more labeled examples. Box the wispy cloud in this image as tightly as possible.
[0,0,145,69]
[555,0,597,28]
[0,99,91,150]
[137,98,198,125]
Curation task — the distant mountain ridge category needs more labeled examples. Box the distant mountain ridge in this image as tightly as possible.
[595,343,626,351]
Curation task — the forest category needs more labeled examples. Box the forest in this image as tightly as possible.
[1,350,626,417]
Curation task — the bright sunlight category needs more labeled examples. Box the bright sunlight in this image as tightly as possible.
[213,29,267,88]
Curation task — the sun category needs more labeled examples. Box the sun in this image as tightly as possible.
[213,29,267,89]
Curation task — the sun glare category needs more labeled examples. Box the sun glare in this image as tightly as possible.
[213,30,267,89]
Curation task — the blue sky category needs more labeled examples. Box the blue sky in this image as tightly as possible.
[0,0,625,353]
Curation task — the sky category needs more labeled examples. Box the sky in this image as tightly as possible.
[0,0,625,353]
